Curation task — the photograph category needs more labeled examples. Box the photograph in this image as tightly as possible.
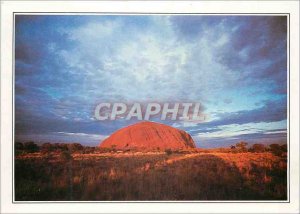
[13,14,289,201]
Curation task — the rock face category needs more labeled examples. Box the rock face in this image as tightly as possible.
[99,121,196,150]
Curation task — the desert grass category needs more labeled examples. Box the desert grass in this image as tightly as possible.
[14,149,287,201]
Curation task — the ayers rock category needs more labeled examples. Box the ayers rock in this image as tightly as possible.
[99,121,196,150]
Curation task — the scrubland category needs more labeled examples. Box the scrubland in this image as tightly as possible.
[14,143,287,201]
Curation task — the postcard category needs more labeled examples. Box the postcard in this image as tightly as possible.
[1,1,299,213]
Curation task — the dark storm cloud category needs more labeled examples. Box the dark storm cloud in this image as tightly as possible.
[171,16,287,95]
[15,40,45,65]
[184,98,287,136]
[210,99,287,126]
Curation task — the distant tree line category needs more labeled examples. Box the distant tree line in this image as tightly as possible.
[15,142,96,154]
[14,141,288,157]
[230,141,287,156]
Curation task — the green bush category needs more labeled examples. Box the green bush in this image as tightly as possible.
[68,143,84,153]
[269,144,284,156]
[23,142,39,153]
[236,141,248,152]
[249,144,266,153]
[165,149,172,155]
[60,151,73,162]
[41,143,54,153]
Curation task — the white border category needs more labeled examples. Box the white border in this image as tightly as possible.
[9,11,292,204]
[1,1,299,213]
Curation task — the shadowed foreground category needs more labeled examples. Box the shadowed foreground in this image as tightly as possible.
[15,150,287,201]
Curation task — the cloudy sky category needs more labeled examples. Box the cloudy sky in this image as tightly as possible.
[15,15,287,148]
